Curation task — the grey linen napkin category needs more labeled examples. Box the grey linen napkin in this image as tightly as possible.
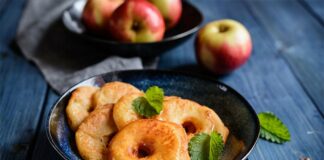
[16,0,157,94]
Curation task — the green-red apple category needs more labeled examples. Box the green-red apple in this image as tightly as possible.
[82,0,124,33]
[195,19,252,74]
[148,0,182,29]
[108,0,165,42]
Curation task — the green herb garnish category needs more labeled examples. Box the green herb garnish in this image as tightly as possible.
[209,132,224,160]
[189,132,224,160]
[258,112,290,143]
[132,86,164,118]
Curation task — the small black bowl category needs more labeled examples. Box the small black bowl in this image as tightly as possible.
[46,70,260,160]
[62,0,203,58]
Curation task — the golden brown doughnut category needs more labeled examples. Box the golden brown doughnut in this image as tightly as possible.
[113,94,179,130]
[76,104,117,160]
[113,93,144,130]
[107,119,190,160]
[93,81,141,108]
[157,97,229,142]
[66,86,99,131]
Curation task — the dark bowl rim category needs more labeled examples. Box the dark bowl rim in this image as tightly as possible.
[63,0,203,45]
[46,69,260,160]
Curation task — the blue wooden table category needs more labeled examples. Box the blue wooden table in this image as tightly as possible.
[0,0,323,159]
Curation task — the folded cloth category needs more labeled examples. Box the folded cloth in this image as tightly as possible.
[16,0,157,94]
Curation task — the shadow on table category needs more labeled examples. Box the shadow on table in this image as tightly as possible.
[31,127,63,159]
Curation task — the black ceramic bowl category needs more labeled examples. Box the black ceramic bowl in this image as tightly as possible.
[46,70,260,160]
[62,0,203,58]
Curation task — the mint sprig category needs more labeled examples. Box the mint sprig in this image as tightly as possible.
[145,86,164,113]
[189,132,224,160]
[189,133,210,160]
[209,132,224,160]
[258,112,290,143]
[132,86,164,118]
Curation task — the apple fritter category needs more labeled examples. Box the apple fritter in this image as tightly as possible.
[93,81,141,108]
[157,97,229,142]
[66,86,99,131]
[75,104,117,160]
[113,94,179,130]
[107,119,190,160]
[113,93,144,130]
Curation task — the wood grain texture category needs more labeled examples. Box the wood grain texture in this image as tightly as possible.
[0,0,25,47]
[30,90,63,160]
[242,1,324,158]
[0,0,49,159]
[160,0,324,159]
[244,0,324,115]
[301,0,324,24]
[0,50,47,160]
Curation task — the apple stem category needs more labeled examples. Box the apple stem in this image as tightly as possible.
[219,25,229,33]
[132,21,141,32]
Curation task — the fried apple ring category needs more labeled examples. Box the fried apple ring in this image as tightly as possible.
[113,93,144,130]
[76,104,117,160]
[66,86,99,131]
[93,81,141,108]
[107,119,190,160]
[113,93,179,130]
[157,97,229,142]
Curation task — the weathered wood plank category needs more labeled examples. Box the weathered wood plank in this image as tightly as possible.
[159,0,324,159]
[242,1,324,157]
[244,0,324,116]
[0,0,49,159]
[301,0,324,24]
[0,49,48,159]
[30,90,63,160]
[0,0,25,46]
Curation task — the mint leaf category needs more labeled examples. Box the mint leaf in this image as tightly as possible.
[189,132,224,160]
[209,132,224,160]
[189,133,210,160]
[132,86,164,118]
[145,86,164,113]
[258,112,290,143]
[132,97,157,118]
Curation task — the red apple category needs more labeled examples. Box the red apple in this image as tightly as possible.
[108,0,165,43]
[148,0,182,29]
[82,0,124,33]
[195,19,252,74]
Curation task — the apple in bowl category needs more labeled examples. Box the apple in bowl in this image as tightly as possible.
[108,0,166,43]
[63,0,202,57]
[195,19,252,75]
[148,0,182,29]
[82,0,124,33]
